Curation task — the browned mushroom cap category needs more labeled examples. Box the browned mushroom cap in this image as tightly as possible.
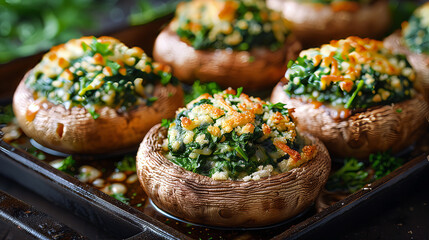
[271,82,429,159]
[137,124,331,227]
[266,0,391,47]
[384,31,429,102]
[13,71,184,155]
[152,25,302,91]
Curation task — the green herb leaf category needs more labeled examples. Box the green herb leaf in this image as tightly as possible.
[235,146,248,161]
[345,80,364,109]
[369,150,403,180]
[87,106,100,119]
[161,119,172,128]
[0,105,15,125]
[147,96,158,106]
[326,158,369,192]
[27,147,47,161]
[236,87,243,97]
[56,156,76,175]
[87,37,112,56]
[110,193,129,204]
[115,155,137,172]
[159,71,173,85]
[184,81,222,104]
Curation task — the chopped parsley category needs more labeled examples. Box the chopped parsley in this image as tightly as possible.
[115,155,137,172]
[55,156,77,175]
[184,80,222,104]
[326,158,369,192]
[161,118,172,128]
[110,193,130,204]
[369,150,404,180]
[0,105,15,125]
[326,151,404,193]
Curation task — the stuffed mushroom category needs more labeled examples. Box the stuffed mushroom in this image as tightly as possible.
[137,89,330,227]
[266,0,391,47]
[271,36,429,159]
[384,2,429,102]
[13,36,184,154]
[153,0,302,91]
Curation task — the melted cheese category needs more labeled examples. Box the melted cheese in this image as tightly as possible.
[300,37,415,90]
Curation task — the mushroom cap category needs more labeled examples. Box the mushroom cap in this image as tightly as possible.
[137,124,331,227]
[152,25,302,91]
[13,71,184,154]
[271,82,429,159]
[266,0,391,47]
[384,31,429,102]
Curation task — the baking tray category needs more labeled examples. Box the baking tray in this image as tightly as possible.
[1,14,429,240]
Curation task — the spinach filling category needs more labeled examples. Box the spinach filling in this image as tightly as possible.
[173,0,289,51]
[165,94,303,180]
[26,38,177,119]
[402,4,429,54]
[284,38,415,110]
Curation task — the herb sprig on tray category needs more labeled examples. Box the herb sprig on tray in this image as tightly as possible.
[326,151,404,193]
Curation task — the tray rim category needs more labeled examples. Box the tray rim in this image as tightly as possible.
[1,13,429,240]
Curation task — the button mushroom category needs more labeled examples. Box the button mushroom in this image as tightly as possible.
[384,2,429,103]
[271,37,429,159]
[12,36,184,154]
[137,89,331,227]
[266,0,391,47]
[152,0,302,91]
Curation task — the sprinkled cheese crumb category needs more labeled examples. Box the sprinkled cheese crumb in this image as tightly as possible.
[285,36,416,110]
[172,0,289,51]
[165,89,316,180]
[25,36,177,118]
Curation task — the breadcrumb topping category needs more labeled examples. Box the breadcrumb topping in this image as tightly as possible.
[164,88,317,180]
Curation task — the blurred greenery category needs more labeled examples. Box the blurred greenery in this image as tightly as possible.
[388,0,419,35]
[0,0,119,63]
[130,0,179,26]
[0,0,422,64]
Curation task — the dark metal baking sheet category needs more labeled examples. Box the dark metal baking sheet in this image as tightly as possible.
[1,14,429,240]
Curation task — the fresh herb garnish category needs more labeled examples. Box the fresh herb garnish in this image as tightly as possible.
[344,80,364,109]
[0,105,15,125]
[235,87,243,97]
[161,119,172,128]
[369,150,404,180]
[115,155,137,172]
[326,151,404,193]
[184,81,222,104]
[82,37,113,56]
[56,156,77,175]
[110,193,130,204]
[326,158,369,192]
[27,147,47,161]
[235,145,249,161]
